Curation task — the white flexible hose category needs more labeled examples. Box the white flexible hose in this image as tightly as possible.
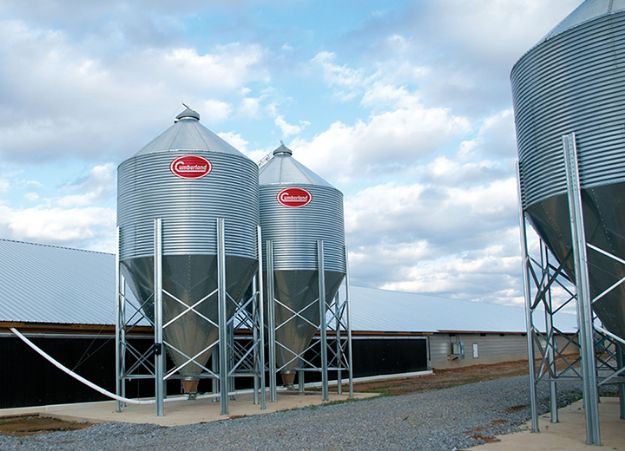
[594,324,625,346]
[10,327,155,405]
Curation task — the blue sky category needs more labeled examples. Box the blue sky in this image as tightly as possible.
[0,0,581,306]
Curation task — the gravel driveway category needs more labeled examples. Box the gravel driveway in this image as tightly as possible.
[0,375,595,450]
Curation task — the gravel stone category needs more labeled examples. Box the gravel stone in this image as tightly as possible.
[0,375,615,450]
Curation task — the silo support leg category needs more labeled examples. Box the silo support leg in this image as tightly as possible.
[115,230,123,413]
[516,162,539,433]
[298,370,305,393]
[211,353,219,402]
[618,345,625,420]
[252,276,260,406]
[266,240,277,402]
[257,226,267,410]
[563,133,601,445]
[544,247,559,424]
[154,218,165,417]
[335,293,342,396]
[317,240,329,402]
[344,246,354,399]
[217,218,229,416]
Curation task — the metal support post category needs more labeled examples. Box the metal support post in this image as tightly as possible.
[115,227,123,413]
[516,162,540,432]
[618,344,625,420]
[154,219,165,417]
[266,240,277,402]
[298,370,305,393]
[563,133,601,445]
[317,240,329,401]
[335,292,342,395]
[211,353,219,401]
[252,276,259,406]
[217,217,229,415]
[119,273,126,404]
[344,246,354,398]
[544,247,559,423]
[257,226,267,410]
[228,321,235,400]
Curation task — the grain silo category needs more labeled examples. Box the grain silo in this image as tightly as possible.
[259,144,346,389]
[511,0,625,443]
[117,106,259,405]
[512,0,625,341]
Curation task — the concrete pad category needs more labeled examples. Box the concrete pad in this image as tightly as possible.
[0,391,376,427]
[470,397,625,450]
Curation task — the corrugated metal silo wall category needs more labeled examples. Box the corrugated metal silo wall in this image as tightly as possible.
[512,12,625,210]
[259,184,345,272]
[118,151,259,260]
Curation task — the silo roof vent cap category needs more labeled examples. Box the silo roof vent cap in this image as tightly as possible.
[175,104,200,121]
[273,142,293,156]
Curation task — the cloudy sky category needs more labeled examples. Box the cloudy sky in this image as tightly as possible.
[0,0,581,306]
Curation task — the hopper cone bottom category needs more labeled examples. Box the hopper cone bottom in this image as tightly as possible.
[270,270,344,375]
[122,254,257,381]
[526,184,625,339]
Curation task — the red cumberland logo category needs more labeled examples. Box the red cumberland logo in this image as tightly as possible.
[277,187,312,208]
[170,155,211,179]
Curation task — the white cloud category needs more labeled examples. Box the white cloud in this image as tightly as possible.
[292,98,470,181]
[274,115,310,138]
[381,250,519,290]
[239,97,262,118]
[0,202,115,251]
[361,82,409,108]
[0,20,270,161]
[376,244,523,306]
[56,163,115,207]
[200,99,232,122]
[0,178,8,193]
[345,178,518,246]
[344,178,522,302]
[424,157,501,185]
[6,206,114,242]
[217,131,270,163]
[155,44,269,91]
[217,131,249,152]
[429,0,581,66]
[311,51,369,101]
[0,162,117,251]
[341,1,580,116]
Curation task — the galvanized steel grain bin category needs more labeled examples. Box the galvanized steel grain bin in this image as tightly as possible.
[117,107,259,392]
[260,144,346,384]
[511,1,625,339]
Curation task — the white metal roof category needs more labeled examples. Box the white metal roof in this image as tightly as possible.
[0,238,576,333]
[0,239,115,325]
[349,286,577,333]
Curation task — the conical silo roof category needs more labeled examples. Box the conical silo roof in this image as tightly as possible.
[259,144,334,187]
[136,106,243,156]
[542,0,625,41]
